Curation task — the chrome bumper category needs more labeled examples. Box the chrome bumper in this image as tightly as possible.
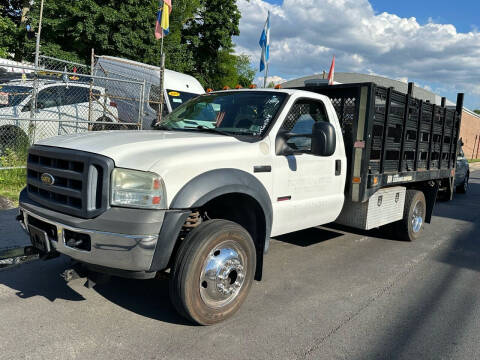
[19,208,159,272]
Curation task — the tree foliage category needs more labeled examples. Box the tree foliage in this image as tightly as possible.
[474,109,480,115]
[0,12,17,58]
[0,0,255,89]
[182,0,247,88]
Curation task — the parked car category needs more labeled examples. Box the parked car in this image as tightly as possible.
[0,80,119,153]
[455,145,470,193]
[94,56,205,129]
[17,83,464,325]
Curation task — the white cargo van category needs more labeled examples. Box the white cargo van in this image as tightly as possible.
[94,56,205,129]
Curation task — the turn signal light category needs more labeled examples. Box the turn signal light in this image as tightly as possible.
[353,177,361,184]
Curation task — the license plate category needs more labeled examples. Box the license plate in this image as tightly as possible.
[28,224,51,253]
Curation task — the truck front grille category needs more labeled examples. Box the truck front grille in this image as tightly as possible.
[26,146,114,218]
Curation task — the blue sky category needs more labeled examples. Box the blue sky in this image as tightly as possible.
[236,0,480,109]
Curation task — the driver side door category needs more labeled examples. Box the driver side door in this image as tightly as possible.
[271,98,345,236]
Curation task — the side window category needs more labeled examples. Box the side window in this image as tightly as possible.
[37,87,61,109]
[281,99,328,152]
[62,87,90,105]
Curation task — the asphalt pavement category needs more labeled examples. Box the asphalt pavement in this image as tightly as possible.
[0,167,479,359]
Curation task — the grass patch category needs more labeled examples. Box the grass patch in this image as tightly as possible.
[468,159,480,163]
[0,148,28,206]
[0,168,26,205]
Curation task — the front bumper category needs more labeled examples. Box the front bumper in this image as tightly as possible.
[18,208,159,272]
[18,189,167,272]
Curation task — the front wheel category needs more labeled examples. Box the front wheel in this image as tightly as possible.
[394,190,426,241]
[169,219,256,325]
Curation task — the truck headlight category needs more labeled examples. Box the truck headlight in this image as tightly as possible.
[111,168,167,209]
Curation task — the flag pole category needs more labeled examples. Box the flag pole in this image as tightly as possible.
[264,61,269,88]
[157,35,165,125]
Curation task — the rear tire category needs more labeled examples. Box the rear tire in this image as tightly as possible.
[169,219,256,325]
[0,125,29,155]
[456,173,469,194]
[92,117,117,131]
[394,190,426,241]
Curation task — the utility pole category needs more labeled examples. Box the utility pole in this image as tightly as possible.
[476,134,480,159]
[472,135,478,160]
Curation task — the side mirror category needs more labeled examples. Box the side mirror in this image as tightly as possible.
[311,121,336,156]
[275,129,296,156]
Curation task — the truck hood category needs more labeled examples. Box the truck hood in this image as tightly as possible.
[36,130,256,171]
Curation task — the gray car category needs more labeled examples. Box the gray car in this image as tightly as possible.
[455,147,470,193]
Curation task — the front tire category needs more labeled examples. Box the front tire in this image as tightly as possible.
[169,219,256,325]
[394,190,426,241]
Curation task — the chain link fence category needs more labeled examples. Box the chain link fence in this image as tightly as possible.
[38,55,90,75]
[0,61,146,173]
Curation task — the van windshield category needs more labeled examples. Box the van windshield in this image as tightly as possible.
[149,85,201,112]
[166,89,200,110]
[156,91,287,136]
[0,85,32,108]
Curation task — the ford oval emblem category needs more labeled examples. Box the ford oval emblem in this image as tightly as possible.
[40,173,55,186]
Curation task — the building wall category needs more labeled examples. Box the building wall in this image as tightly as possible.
[460,109,480,159]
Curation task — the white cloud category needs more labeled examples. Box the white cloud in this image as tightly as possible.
[235,0,480,107]
[255,75,287,87]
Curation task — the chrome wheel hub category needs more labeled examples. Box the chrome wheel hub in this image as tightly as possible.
[200,241,246,308]
[411,200,424,233]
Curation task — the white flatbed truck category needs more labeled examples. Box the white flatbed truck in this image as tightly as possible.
[17,82,464,324]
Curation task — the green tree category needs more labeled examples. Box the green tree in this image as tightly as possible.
[183,0,242,88]
[236,54,256,87]
[13,0,200,68]
[0,13,17,58]
[2,0,255,90]
[474,110,480,115]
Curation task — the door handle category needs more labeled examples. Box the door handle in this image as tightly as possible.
[335,160,341,176]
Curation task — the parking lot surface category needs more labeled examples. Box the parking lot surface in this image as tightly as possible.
[0,167,479,360]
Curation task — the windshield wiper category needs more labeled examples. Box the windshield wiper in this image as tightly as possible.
[194,126,233,136]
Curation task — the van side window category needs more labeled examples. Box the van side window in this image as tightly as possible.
[280,99,328,152]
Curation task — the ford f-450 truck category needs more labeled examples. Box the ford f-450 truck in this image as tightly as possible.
[17,82,464,324]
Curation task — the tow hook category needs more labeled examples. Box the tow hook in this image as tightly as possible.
[61,262,111,289]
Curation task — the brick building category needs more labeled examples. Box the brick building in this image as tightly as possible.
[282,73,480,159]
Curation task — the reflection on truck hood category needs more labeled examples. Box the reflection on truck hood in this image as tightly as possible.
[36,130,251,171]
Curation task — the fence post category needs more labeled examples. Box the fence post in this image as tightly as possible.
[138,80,146,130]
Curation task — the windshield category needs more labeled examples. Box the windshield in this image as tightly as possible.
[157,91,287,136]
[0,85,32,108]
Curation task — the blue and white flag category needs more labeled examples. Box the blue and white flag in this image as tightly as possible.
[259,11,270,72]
